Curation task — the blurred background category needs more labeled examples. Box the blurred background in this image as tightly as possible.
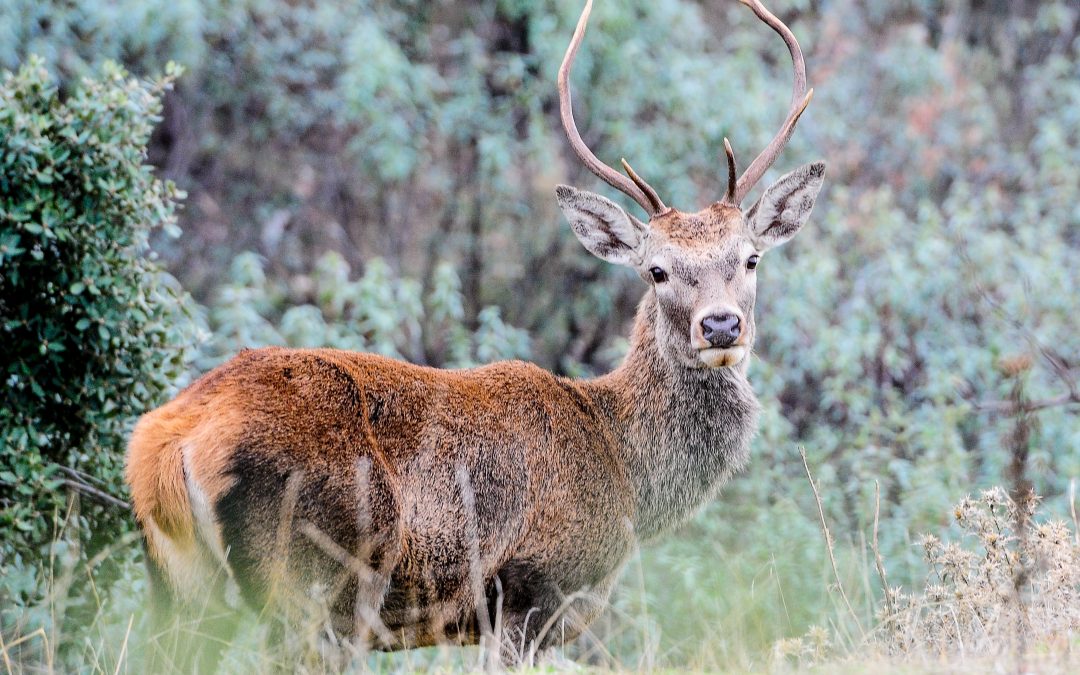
[1,0,1078,670]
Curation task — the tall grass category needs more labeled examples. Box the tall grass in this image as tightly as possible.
[4,468,1077,673]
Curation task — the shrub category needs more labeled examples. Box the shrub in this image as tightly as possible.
[0,57,198,572]
[197,250,530,369]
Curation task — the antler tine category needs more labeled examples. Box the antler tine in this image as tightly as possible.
[733,0,813,205]
[620,158,666,213]
[721,138,738,206]
[559,0,667,216]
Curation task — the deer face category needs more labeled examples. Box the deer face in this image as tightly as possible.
[557,161,825,370]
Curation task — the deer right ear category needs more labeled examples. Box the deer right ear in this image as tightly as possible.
[556,185,647,266]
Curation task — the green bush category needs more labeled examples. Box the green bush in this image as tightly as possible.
[0,58,198,569]
[198,250,530,369]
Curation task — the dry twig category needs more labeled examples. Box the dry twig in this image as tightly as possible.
[871,480,894,618]
[61,479,129,511]
[799,447,865,641]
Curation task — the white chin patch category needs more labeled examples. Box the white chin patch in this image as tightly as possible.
[698,346,747,368]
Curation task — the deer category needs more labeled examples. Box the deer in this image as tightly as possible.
[125,0,825,668]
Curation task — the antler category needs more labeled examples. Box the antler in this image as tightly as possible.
[731,0,814,205]
[558,0,668,217]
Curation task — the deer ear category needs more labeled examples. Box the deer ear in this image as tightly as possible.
[745,162,826,251]
[556,185,647,266]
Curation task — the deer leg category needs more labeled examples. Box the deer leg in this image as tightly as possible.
[483,559,616,666]
[142,556,240,675]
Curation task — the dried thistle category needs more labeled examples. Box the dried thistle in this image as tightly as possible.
[879,489,1079,662]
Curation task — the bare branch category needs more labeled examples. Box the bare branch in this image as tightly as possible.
[298,521,397,647]
[963,264,1079,412]
[61,478,130,511]
[974,391,1080,415]
[55,464,113,491]
[456,465,497,667]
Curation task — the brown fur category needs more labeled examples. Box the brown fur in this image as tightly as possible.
[651,203,742,246]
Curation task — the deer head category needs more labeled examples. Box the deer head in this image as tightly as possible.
[556,0,826,370]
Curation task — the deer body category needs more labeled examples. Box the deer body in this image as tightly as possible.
[127,0,826,666]
[127,261,759,649]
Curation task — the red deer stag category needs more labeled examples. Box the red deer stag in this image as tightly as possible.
[126,0,825,667]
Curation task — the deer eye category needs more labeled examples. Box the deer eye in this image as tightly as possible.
[649,267,668,283]
[746,254,760,270]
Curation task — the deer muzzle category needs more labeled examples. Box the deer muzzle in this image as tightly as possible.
[692,307,749,368]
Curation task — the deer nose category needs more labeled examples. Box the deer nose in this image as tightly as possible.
[701,313,741,348]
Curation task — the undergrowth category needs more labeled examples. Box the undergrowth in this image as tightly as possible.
[2,481,1077,673]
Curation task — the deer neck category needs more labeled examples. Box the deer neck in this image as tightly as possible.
[584,291,761,541]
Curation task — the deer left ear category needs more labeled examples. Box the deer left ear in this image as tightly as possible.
[745,162,826,251]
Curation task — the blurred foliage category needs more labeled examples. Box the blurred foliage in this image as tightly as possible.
[0,57,197,614]
[2,0,818,370]
[198,250,529,369]
[1,0,1079,670]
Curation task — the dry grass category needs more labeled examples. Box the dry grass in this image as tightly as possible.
[877,489,1079,668]
[771,486,1080,674]
[3,480,1079,674]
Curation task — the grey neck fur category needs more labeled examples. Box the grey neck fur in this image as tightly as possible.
[583,291,761,542]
